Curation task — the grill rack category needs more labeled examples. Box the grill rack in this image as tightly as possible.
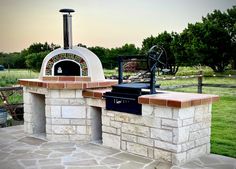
[104,45,167,115]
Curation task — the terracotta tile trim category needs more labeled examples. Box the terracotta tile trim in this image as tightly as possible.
[59,76,76,81]
[47,82,65,89]
[83,89,218,108]
[19,79,219,108]
[191,99,201,106]
[149,98,167,106]
[212,96,220,102]
[82,91,94,98]
[94,92,103,99]
[42,76,59,81]
[138,97,150,105]
[82,89,111,99]
[19,79,117,90]
[138,94,219,108]
[75,76,91,82]
[42,76,91,82]
[19,80,29,86]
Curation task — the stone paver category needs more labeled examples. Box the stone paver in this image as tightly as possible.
[0,125,235,169]
[119,161,145,169]
[113,152,152,164]
[18,136,47,145]
[20,159,37,167]
[100,157,126,165]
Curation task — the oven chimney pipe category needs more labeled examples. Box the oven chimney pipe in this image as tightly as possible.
[59,9,75,49]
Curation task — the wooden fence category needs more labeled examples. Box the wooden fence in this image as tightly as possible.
[159,71,236,93]
[0,86,23,120]
[0,72,235,110]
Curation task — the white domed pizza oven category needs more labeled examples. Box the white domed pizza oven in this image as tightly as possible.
[39,9,105,81]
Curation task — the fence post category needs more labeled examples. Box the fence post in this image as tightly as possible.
[198,70,203,93]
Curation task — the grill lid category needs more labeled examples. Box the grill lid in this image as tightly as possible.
[111,83,160,95]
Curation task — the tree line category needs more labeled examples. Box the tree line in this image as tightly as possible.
[0,42,60,71]
[0,6,235,74]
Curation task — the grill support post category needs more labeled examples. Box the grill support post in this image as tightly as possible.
[150,67,157,94]
[118,56,123,84]
[198,70,203,93]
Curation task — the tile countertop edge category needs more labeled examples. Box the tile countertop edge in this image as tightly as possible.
[18,79,118,89]
[138,93,219,108]
[19,80,219,108]
[82,89,219,108]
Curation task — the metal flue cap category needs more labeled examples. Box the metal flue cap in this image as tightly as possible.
[59,9,75,14]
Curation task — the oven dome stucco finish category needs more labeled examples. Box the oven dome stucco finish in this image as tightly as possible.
[39,46,105,81]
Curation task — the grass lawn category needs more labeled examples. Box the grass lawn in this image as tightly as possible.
[211,96,236,158]
[0,69,38,87]
[0,69,39,105]
[0,68,235,158]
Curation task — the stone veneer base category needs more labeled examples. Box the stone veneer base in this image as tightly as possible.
[22,84,218,165]
[101,104,212,165]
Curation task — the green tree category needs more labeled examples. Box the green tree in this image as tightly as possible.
[142,6,235,73]
[90,44,140,69]
[117,44,140,55]
[24,42,60,71]
[108,44,140,69]
[0,52,24,69]
[8,52,24,68]
[225,6,236,69]
[25,51,50,71]
[26,42,60,54]
[180,8,234,72]
[141,35,157,53]
[88,46,110,68]
[170,33,187,67]
[0,52,8,67]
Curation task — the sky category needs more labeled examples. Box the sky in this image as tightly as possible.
[0,0,235,53]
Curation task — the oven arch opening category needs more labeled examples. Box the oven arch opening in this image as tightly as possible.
[52,59,82,76]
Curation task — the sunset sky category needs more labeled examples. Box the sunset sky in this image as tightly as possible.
[0,0,235,53]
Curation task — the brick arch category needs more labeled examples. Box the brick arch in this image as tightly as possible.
[45,53,88,76]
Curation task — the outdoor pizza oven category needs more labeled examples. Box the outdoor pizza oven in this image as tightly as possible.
[38,9,105,81]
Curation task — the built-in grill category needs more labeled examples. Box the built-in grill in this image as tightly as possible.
[104,46,167,115]
[105,83,160,115]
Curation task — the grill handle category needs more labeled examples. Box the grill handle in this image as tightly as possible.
[103,95,136,101]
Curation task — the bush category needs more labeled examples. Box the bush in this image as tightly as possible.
[25,51,50,71]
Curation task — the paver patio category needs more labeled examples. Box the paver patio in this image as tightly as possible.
[0,125,235,169]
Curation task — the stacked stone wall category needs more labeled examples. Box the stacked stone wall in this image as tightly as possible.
[102,104,212,164]
[23,86,213,165]
[24,87,92,143]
